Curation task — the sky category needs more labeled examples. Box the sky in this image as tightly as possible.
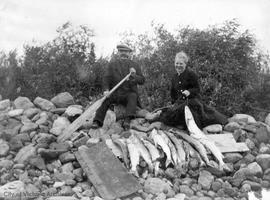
[0,0,270,57]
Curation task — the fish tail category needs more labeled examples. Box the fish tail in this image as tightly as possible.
[165,159,173,167]
[154,162,160,176]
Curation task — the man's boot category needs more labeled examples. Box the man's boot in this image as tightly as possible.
[91,120,102,129]
[123,117,131,130]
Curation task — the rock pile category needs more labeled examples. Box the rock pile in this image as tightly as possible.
[0,92,270,200]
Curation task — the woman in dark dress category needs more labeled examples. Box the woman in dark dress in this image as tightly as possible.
[148,51,228,129]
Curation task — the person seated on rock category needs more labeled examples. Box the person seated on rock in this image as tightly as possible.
[146,51,228,129]
[91,44,145,130]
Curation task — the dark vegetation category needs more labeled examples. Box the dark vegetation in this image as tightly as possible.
[0,20,269,119]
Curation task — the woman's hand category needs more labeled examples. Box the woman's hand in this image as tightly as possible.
[182,90,190,97]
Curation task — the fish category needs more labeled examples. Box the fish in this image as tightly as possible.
[166,131,187,165]
[126,138,140,176]
[184,105,229,170]
[182,140,204,166]
[158,130,178,166]
[141,138,161,176]
[105,139,123,158]
[113,138,130,168]
[150,129,172,167]
[130,134,154,173]
[172,128,210,166]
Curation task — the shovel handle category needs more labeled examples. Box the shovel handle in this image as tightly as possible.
[105,72,132,98]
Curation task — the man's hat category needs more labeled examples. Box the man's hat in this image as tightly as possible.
[116,44,132,52]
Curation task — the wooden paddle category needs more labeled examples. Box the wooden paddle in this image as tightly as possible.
[57,72,132,142]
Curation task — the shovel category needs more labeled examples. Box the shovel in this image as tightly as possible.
[57,72,132,142]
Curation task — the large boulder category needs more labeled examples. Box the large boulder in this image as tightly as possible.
[144,178,173,195]
[256,154,270,171]
[0,99,10,111]
[198,170,214,190]
[0,181,25,199]
[228,114,256,124]
[51,92,75,108]
[64,105,83,117]
[224,122,241,132]
[14,96,34,110]
[14,144,36,164]
[33,97,55,111]
[255,124,270,143]
[50,117,70,136]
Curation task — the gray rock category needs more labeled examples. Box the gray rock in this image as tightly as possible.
[0,99,10,111]
[50,116,70,136]
[179,185,194,196]
[224,122,241,132]
[59,152,76,163]
[232,129,246,142]
[198,170,214,190]
[9,138,24,151]
[73,168,83,182]
[144,178,172,195]
[224,153,243,163]
[59,185,74,196]
[23,108,40,119]
[240,183,251,192]
[165,168,177,180]
[14,96,34,110]
[174,193,186,200]
[231,162,262,187]
[211,181,222,192]
[64,105,83,117]
[0,159,14,169]
[20,122,38,133]
[61,162,74,173]
[203,124,223,133]
[49,142,71,151]
[259,143,270,154]
[51,92,75,108]
[36,133,56,148]
[0,180,26,198]
[243,153,256,163]
[245,138,255,150]
[256,154,270,171]
[155,192,166,200]
[8,109,24,117]
[247,162,263,177]
[34,97,55,111]
[54,172,75,182]
[28,155,46,170]
[243,124,258,134]
[241,180,261,191]
[14,144,36,164]
[228,114,256,124]
[255,125,270,143]
[0,139,9,156]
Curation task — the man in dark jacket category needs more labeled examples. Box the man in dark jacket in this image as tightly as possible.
[91,44,145,129]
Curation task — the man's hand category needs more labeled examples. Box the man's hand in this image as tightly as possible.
[182,90,190,97]
[103,90,109,96]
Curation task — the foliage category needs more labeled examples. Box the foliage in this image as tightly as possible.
[121,20,269,115]
[1,20,269,119]
[18,22,101,100]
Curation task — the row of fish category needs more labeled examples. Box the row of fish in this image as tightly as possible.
[106,129,193,177]
[105,105,229,177]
